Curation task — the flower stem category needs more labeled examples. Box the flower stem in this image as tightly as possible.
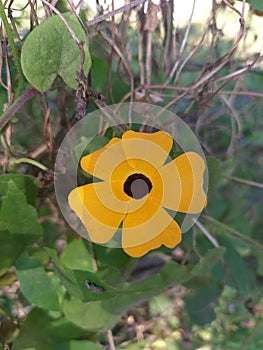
[0,0,24,99]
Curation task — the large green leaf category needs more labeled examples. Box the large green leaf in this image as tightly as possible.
[16,252,60,311]
[0,181,43,236]
[63,262,192,331]
[21,13,91,91]
[0,174,38,206]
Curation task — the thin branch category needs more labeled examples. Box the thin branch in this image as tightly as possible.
[224,175,263,189]
[99,30,134,103]
[107,329,116,350]
[145,31,152,85]
[165,0,196,85]
[85,0,146,26]
[194,219,220,248]
[201,215,263,253]
[189,2,246,91]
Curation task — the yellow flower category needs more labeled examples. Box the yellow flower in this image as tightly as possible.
[68,130,207,257]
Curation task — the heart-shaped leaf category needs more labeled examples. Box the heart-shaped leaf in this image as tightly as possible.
[21,13,91,92]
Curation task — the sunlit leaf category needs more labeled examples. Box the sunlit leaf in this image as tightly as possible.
[16,252,60,311]
[0,181,43,236]
[21,13,91,91]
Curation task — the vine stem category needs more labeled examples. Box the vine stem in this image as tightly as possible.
[0,0,24,99]
[0,87,41,131]
[11,157,48,171]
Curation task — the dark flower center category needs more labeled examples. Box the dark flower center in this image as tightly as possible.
[123,173,152,199]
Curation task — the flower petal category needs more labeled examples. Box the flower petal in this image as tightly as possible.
[80,138,126,180]
[159,152,207,214]
[122,204,179,246]
[68,183,127,243]
[121,130,173,169]
[122,209,181,257]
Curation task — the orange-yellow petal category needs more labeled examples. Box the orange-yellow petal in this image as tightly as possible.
[122,205,180,247]
[159,152,207,214]
[122,212,181,257]
[80,138,126,180]
[121,130,173,169]
[68,183,126,243]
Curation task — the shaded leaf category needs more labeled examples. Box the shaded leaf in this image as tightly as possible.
[185,281,222,325]
[192,247,226,277]
[12,308,86,350]
[214,236,254,296]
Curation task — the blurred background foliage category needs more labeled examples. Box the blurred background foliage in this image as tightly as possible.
[0,0,263,349]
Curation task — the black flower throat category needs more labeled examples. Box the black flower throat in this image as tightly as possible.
[123,173,152,199]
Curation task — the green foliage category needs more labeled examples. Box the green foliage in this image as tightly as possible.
[16,252,61,311]
[238,0,263,11]
[1,181,43,235]
[1,1,263,349]
[21,13,91,91]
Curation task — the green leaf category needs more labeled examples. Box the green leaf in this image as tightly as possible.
[185,281,222,325]
[21,13,91,92]
[46,248,122,302]
[237,0,263,11]
[191,247,226,277]
[0,174,38,206]
[16,252,60,311]
[12,308,54,350]
[0,181,43,236]
[63,296,120,332]
[60,239,94,271]
[44,248,85,300]
[63,263,192,332]
[0,231,25,276]
[213,236,254,296]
